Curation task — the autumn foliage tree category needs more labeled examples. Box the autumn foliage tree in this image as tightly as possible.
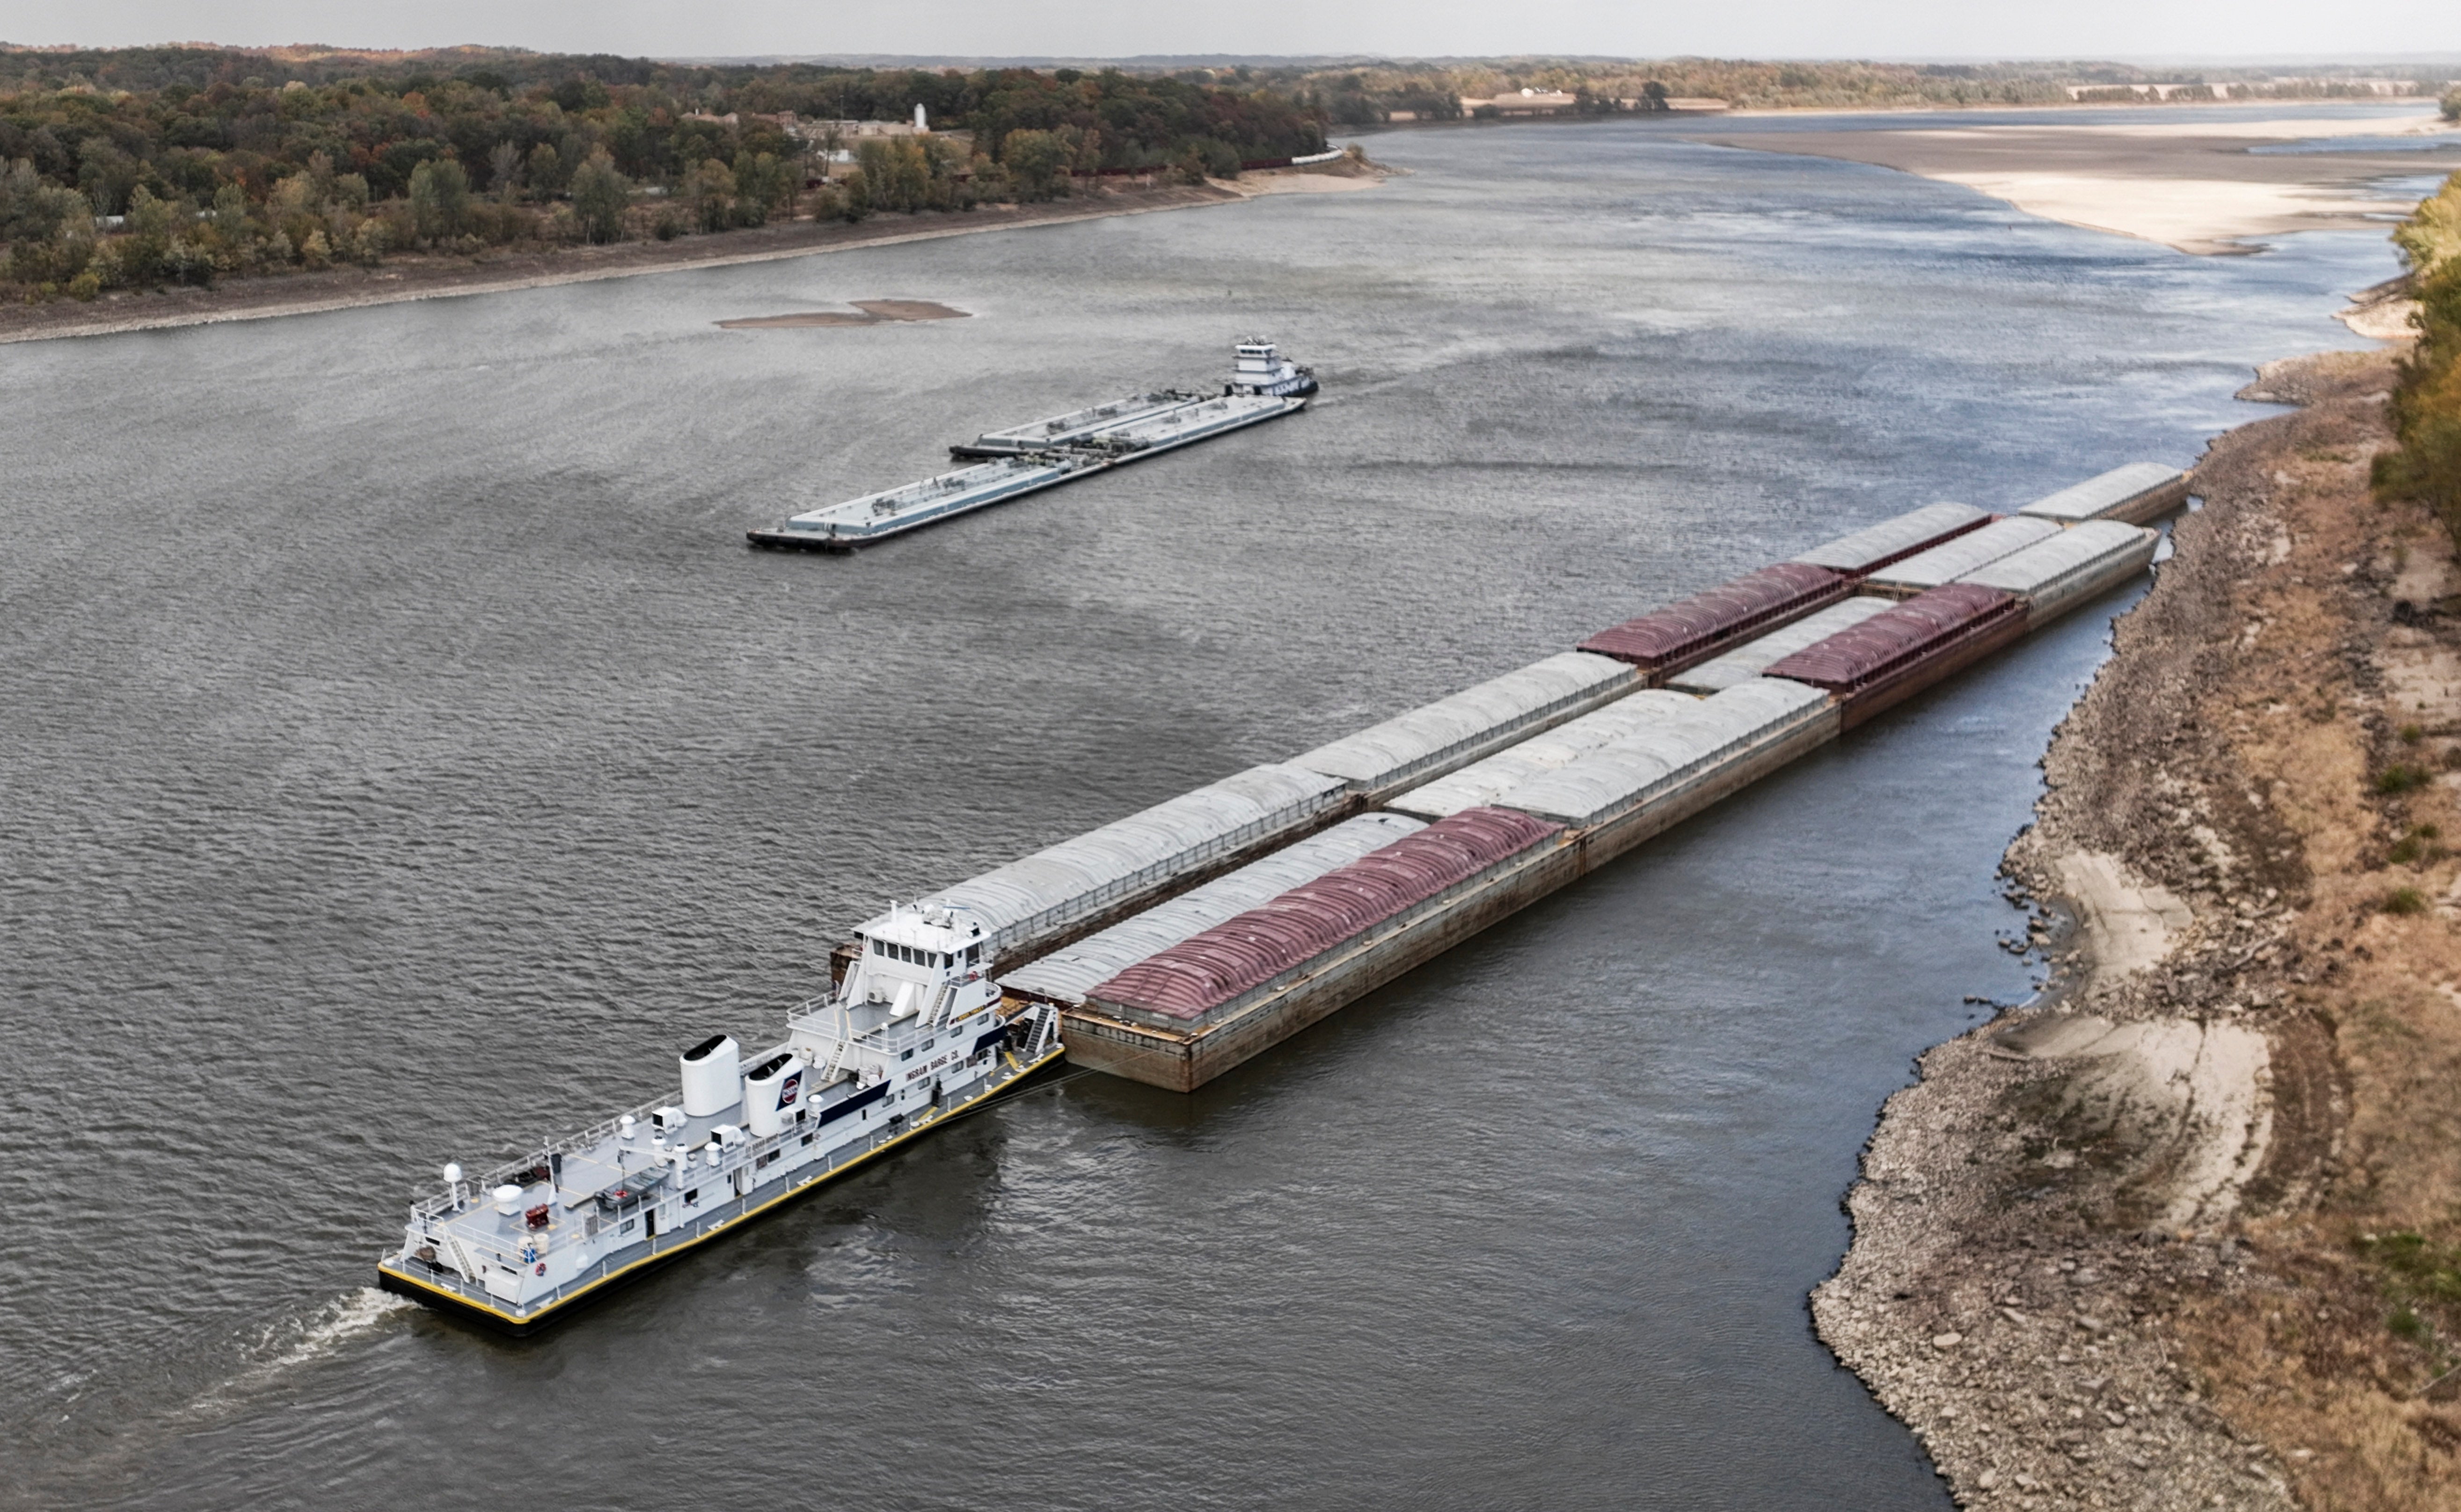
[0,46,1332,295]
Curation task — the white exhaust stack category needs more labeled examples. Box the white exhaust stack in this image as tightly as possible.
[743,1052,806,1138]
[680,1034,741,1116]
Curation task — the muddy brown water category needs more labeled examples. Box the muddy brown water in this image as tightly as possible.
[0,108,2415,1509]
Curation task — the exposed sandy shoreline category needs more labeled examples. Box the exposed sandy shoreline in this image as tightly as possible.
[0,167,1379,346]
[1703,109,2460,255]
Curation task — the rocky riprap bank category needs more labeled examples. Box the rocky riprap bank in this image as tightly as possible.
[1821,348,2461,1512]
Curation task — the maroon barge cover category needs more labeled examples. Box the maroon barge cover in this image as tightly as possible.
[1086,807,1562,1025]
[1760,582,2019,694]
[1578,562,1847,674]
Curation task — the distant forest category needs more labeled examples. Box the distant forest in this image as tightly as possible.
[0,44,1329,299]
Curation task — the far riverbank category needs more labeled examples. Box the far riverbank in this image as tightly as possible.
[0,167,1381,345]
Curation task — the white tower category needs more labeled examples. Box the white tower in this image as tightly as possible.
[914,103,927,132]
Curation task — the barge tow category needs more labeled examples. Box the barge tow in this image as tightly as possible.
[747,340,1314,552]
[385,463,2189,1332]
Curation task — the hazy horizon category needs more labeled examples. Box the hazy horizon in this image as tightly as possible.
[0,0,2453,73]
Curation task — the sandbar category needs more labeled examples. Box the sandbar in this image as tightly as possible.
[716,299,970,329]
[1702,109,2461,254]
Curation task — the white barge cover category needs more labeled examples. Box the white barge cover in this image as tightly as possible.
[1495,679,1833,831]
[1956,519,2160,615]
[891,762,1347,960]
[1292,651,1637,800]
[1788,502,1989,575]
[1666,597,1897,693]
[2017,463,2189,524]
[1386,690,1705,820]
[999,812,1427,1006]
[1864,516,2061,594]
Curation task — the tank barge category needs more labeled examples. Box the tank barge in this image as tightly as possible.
[747,342,1315,552]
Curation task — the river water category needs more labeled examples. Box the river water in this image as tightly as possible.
[0,109,2408,1508]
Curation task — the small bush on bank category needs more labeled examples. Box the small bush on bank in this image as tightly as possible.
[2376,763,2429,794]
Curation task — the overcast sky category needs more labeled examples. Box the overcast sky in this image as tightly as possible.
[0,0,2455,65]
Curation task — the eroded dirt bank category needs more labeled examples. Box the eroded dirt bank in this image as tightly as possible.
[1822,346,2461,1509]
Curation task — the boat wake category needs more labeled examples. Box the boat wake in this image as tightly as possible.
[263,1286,421,1373]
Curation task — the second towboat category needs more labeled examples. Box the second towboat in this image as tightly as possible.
[746,340,1315,552]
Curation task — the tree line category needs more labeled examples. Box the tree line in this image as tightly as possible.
[0,46,1328,298]
[2378,172,2461,542]
[1249,58,2461,124]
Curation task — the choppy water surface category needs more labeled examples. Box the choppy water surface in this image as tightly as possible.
[0,113,2404,1508]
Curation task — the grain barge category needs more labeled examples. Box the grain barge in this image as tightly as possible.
[1862,516,2060,598]
[1028,480,2181,1091]
[746,341,1314,552]
[2017,462,2191,525]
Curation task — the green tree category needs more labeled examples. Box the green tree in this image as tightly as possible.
[854,139,894,207]
[1000,129,1068,201]
[117,184,174,282]
[1194,137,1240,178]
[733,151,794,225]
[487,140,521,202]
[526,142,565,198]
[161,234,214,286]
[2376,175,2461,538]
[126,186,169,233]
[76,137,139,217]
[682,156,733,231]
[1,158,88,242]
[211,182,250,240]
[1059,124,1103,173]
[836,167,870,221]
[569,150,629,242]
[407,158,471,242]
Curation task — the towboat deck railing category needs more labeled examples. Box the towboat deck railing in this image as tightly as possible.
[410,998,1035,1222]
[389,1033,1056,1319]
